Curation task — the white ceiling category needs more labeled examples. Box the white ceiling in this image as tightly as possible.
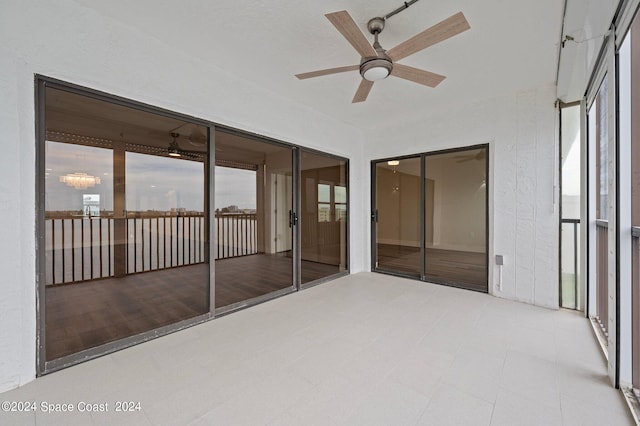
[75,0,564,131]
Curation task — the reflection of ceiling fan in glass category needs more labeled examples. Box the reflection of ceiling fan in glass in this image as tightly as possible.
[168,123,207,147]
[455,150,485,163]
[184,127,207,147]
[166,132,205,159]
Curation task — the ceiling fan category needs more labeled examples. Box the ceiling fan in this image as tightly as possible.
[295,7,470,103]
[168,123,207,147]
[455,150,485,163]
[166,132,205,159]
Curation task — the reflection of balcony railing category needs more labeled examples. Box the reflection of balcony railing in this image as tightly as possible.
[560,218,580,309]
[126,215,206,274]
[215,213,257,260]
[45,214,206,286]
[596,219,609,337]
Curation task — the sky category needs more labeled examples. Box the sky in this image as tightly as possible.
[46,142,205,212]
[214,167,256,210]
[45,141,256,213]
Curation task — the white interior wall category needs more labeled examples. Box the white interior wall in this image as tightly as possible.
[365,84,559,308]
[426,155,486,253]
[375,157,486,252]
[375,167,422,247]
[0,0,365,393]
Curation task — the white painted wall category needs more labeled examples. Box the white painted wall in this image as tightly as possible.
[365,84,560,308]
[425,154,487,253]
[0,0,365,392]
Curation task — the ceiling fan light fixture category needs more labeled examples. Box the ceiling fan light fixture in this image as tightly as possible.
[169,132,182,157]
[360,57,393,81]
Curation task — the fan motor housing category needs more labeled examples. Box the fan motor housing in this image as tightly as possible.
[360,55,393,81]
[367,17,385,35]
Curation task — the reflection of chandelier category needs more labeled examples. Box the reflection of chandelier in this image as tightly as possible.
[59,172,101,189]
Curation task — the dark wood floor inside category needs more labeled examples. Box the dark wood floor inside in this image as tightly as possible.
[215,254,341,308]
[45,264,209,361]
[45,254,341,360]
[377,244,487,291]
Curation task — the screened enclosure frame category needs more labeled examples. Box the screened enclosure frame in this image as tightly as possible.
[558,100,582,310]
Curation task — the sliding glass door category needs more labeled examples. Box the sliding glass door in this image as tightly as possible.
[41,85,210,366]
[299,151,349,285]
[373,157,422,277]
[372,146,488,292]
[424,149,487,290]
[588,75,611,336]
[38,77,350,373]
[214,130,294,311]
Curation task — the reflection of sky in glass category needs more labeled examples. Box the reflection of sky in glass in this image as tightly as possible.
[318,184,330,203]
[561,105,581,198]
[215,167,256,209]
[126,152,204,212]
[335,186,347,203]
[563,135,580,195]
[45,141,113,212]
[45,141,205,212]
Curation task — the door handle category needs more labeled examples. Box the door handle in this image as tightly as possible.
[289,210,298,227]
[371,209,378,223]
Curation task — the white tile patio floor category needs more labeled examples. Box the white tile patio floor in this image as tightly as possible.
[0,272,634,425]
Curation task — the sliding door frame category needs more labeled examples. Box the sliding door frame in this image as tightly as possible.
[371,143,489,292]
[297,147,350,291]
[370,153,422,278]
[35,76,351,374]
[584,32,618,386]
[35,75,215,375]
[212,126,298,317]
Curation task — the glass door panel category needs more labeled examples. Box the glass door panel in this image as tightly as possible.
[300,151,348,284]
[589,78,610,334]
[560,104,582,309]
[214,130,294,309]
[624,13,640,396]
[43,87,209,362]
[374,157,422,277]
[424,148,488,291]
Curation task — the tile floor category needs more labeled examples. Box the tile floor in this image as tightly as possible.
[0,273,634,425]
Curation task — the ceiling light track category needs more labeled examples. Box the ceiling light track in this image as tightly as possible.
[383,0,420,21]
